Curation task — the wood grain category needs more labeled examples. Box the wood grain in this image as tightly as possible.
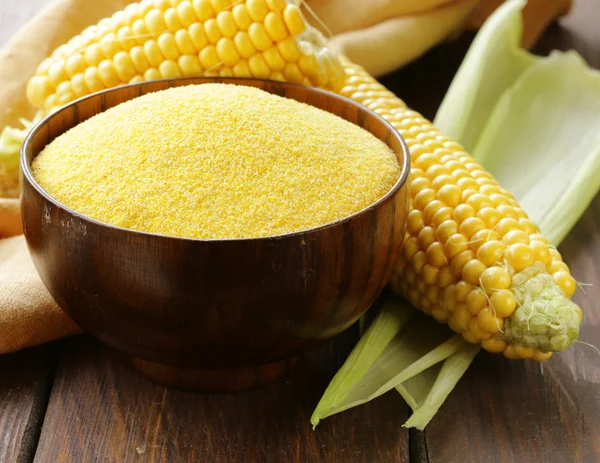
[0,2,59,463]
[383,1,600,462]
[0,346,56,463]
[33,331,410,463]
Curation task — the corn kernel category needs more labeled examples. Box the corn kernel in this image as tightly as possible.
[450,250,475,277]
[248,22,272,51]
[480,266,511,293]
[514,345,535,359]
[232,4,252,29]
[462,259,487,286]
[502,230,530,245]
[178,54,203,76]
[459,217,486,239]
[192,0,214,21]
[98,59,120,86]
[219,67,233,77]
[547,260,569,274]
[482,337,507,353]
[248,53,270,78]
[417,226,436,251]
[438,267,456,289]
[48,61,68,88]
[453,204,475,223]
[145,9,167,35]
[437,184,461,207]
[519,218,538,234]
[504,243,535,271]
[217,11,238,37]
[533,351,553,361]
[476,240,506,266]
[425,164,449,179]
[445,234,469,259]
[453,303,472,331]
[469,318,491,340]
[431,207,453,228]
[414,189,436,210]
[189,23,208,49]
[495,217,520,236]
[157,32,180,60]
[403,236,419,260]
[553,271,577,298]
[177,1,196,26]
[503,345,520,359]
[431,308,448,322]
[426,242,446,267]
[466,288,486,315]
[234,31,257,58]
[414,153,438,170]
[423,200,444,224]
[132,19,149,45]
[266,0,286,11]
[165,7,183,31]
[199,44,219,69]
[70,73,88,97]
[466,193,493,211]
[210,0,231,13]
[457,177,479,190]
[283,4,306,35]
[496,205,518,219]
[143,67,162,80]
[247,0,269,21]
[65,54,86,78]
[204,18,222,43]
[262,47,285,71]
[143,40,164,66]
[426,286,440,304]
[422,264,439,285]
[407,210,424,235]
[436,220,458,243]
[232,59,251,77]
[216,37,240,66]
[83,67,104,92]
[489,289,517,317]
[158,59,183,78]
[175,29,197,54]
[411,177,431,194]
[113,51,138,82]
[477,308,503,332]
[431,174,453,190]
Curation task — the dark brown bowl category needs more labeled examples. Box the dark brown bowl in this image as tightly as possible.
[21,77,410,391]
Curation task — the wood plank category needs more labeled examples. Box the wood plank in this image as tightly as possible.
[34,329,409,463]
[406,1,600,461]
[0,2,60,463]
[0,346,56,463]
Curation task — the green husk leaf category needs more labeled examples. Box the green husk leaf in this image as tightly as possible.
[310,296,414,428]
[472,50,600,245]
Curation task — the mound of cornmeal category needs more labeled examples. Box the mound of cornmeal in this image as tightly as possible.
[32,84,400,239]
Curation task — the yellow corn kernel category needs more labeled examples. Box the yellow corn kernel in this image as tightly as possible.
[403,236,419,260]
[468,318,491,340]
[130,46,150,73]
[426,242,446,268]
[158,59,183,78]
[438,267,456,288]
[489,289,517,317]
[129,75,145,84]
[266,0,286,12]
[480,266,511,293]
[48,61,68,88]
[84,67,104,93]
[466,288,486,315]
[482,337,507,353]
[189,23,208,49]
[412,251,427,274]
[264,11,288,42]
[178,54,203,76]
[477,308,503,333]
[407,210,424,235]
[477,207,502,229]
[131,19,150,45]
[418,226,436,251]
[444,234,469,259]
[533,351,553,361]
[158,32,180,60]
[461,259,487,286]
[143,67,162,80]
[98,59,120,86]
[553,271,577,298]
[269,70,285,81]
[453,303,472,332]
[503,345,520,360]
[514,345,535,359]
[234,31,257,58]
[216,37,240,66]
[504,243,535,271]
[282,62,303,83]
[113,51,138,82]
[431,207,453,228]
[247,0,269,21]
[232,59,251,77]
[476,240,506,266]
[459,217,486,239]
[262,47,285,71]
[70,73,88,97]
[210,0,231,13]
[143,40,165,66]
[232,4,252,29]
[437,184,461,207]
[192,0,214,21]
[503,229,530,245]
[204,18,222,44]
[199,44,219,69]
[84,43,104,67]
[436,220,458,243]
[217,11,238,37]
[248,53,270,78]
[65,54,86,78]
[177,1,197,27]
[173,29,196,54]
[165,7,183,31]
[248,23,273,51]
[283,5,306,36]
[423,200,444,225]
[219,67,233,77]
[453,204,475,223]
[145,9,167,35]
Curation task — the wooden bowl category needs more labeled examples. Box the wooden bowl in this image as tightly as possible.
[21,78,410,392]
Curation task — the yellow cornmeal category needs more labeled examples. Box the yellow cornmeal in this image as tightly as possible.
[32,84,400,239]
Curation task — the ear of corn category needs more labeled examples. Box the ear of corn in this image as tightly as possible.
[19,0,582,360]
[26,0,345,113]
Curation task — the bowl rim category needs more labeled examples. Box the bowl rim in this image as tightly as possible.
[21,76,411,243]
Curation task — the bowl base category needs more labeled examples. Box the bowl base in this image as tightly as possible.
[129,356,297,392]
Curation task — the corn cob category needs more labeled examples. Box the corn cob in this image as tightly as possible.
[22,1,582,360]
[336,57,582,360]
[26,0,344,113]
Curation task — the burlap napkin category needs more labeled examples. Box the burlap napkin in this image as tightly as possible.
[0,0,571,355]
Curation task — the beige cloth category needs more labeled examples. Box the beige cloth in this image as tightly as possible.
[0,0,572,354]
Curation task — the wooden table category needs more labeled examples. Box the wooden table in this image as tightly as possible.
[1,1,599,462]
